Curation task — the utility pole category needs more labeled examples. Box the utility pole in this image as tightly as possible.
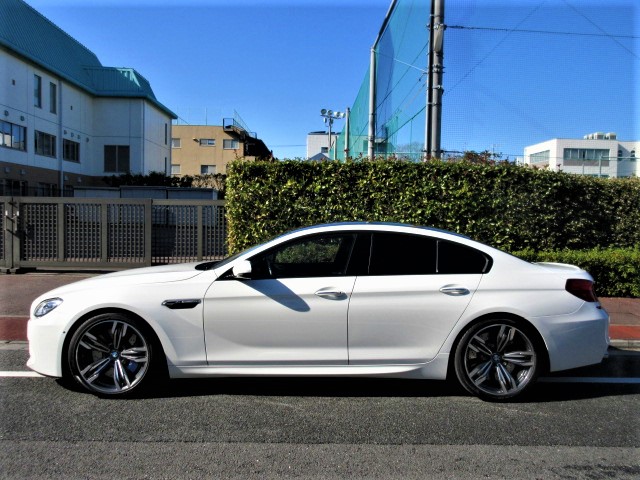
[426,0,445,160]
[424,0,434,160]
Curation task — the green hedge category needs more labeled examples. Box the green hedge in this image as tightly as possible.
[512,247,640,298]
[226,159,640,255]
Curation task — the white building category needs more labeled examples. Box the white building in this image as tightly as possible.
[306,131,338,161]
[0,0,176,196]
[524,133,638,178]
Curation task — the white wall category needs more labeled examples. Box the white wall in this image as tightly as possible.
[1,50,173,183]
[306,132,336,159]
[524,137,639,178]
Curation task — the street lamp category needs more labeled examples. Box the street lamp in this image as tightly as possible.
[320,109,345,160]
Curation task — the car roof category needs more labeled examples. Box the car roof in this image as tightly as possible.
[287,222,471,240]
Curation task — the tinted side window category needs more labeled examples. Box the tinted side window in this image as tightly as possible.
[438,241,491,274]
[370,233,437,275]
[250,233,356,279]
[346,233,371,276]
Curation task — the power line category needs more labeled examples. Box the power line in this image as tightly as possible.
[562,0,638,59]
[447,25,639,40]
[446,0,547,95]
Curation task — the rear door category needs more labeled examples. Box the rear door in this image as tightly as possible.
[348,232,488,364]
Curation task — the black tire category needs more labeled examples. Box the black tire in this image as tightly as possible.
[67,313,160,396]
[454,318,542,401]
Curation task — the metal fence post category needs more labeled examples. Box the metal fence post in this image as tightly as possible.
[57,202,65,262]
[197,204,203,261]
[144,199,152,267]
[100,202,109,263]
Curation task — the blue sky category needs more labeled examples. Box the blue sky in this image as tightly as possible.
[23,0,639,160]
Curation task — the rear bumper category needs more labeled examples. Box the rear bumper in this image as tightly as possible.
[535,303,609,372]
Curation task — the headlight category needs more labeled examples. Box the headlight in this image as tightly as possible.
[34,298,63,318]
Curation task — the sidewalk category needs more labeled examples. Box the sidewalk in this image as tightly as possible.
[1,272,639,347]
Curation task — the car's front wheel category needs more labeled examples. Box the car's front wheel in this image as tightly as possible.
[67,313,158,396]
[454,318,542,401]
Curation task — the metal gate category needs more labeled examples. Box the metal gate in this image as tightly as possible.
[1,197,227,272]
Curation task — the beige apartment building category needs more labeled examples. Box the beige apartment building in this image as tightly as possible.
[170,123,272,177]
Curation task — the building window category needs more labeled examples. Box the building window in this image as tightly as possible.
[1,120,26,151]
[49,83,57,114]
[200,165,216,174]
[35,130,56,157]
[104,145,130,173]
[199,138,216,146]
[618,149,623,159]
[223,139,239,149]
[631,150,636,159]
[0,179,29,196]
[320,147,329,154]
[34,74,42,108]
[164,123,168,145]
[171,164,181,175]
[171,138,181,148]
[529,150,550,164]
[563,148,610,166]
[63,139,80,162]
[36,182,57,196]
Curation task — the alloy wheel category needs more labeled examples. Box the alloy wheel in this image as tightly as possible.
[456,320,539,400]
[70,317,150,395]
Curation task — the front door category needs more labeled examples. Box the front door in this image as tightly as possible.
[203,232,357,365]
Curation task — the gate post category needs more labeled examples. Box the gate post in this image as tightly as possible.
[2,198,18,273]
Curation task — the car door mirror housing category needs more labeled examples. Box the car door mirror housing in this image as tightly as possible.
[232,260,253,279]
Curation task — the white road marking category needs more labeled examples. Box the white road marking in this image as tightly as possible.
[540,377,640,384]
[0,371,44,377]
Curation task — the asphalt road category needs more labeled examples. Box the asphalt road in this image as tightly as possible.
[1,346,639,479]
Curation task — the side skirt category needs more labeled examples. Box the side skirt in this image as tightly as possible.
[168,354,450,380]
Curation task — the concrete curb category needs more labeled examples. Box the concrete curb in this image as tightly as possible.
[610,339,640,350]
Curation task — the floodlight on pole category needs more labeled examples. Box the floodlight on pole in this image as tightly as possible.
[320,109,345,160]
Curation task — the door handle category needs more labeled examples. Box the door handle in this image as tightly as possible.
[315,289,346,299]
[439,286,470,296]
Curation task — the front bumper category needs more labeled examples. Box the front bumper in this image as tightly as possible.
[26,315,67,378]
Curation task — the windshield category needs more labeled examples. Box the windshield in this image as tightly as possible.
[195,243,262,271]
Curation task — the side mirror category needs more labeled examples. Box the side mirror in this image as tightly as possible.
[232,260,252,279]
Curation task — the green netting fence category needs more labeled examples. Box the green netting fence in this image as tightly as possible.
[333,0,429,161]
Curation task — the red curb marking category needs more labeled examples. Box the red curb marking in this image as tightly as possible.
[0,317,29,341]
[609,325,640,340]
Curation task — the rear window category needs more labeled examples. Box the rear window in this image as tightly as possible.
[438,240,492,274]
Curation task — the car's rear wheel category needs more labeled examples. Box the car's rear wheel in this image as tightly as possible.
[454,318,541,401]
[67,313,157,396]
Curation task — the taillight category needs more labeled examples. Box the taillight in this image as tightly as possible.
[565,279,598,302]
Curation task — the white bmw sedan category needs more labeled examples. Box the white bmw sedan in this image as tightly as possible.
[28,222,609,401]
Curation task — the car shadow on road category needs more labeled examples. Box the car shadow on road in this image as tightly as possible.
[60,375,638,402]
